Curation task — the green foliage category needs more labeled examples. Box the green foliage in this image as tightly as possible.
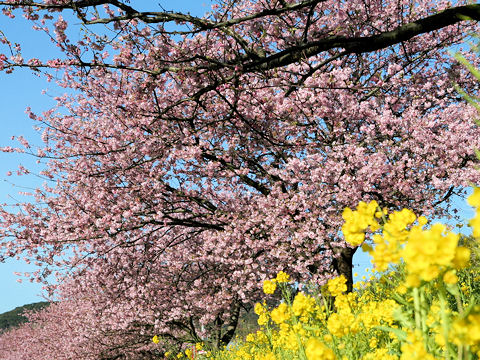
[0,302,49,332]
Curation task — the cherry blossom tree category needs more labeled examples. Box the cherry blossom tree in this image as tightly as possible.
[1,0,480,350]
[0,290,163,360]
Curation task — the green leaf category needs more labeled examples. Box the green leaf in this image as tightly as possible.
[375,325,407,342]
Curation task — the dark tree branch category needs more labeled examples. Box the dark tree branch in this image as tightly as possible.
[1,3,478,83]
[246,4,480,71]
[2,2,477,75]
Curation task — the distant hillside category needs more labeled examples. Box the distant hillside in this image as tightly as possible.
[0,302,50,332]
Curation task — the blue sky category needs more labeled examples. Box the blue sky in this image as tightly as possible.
[0,1,476,314]
[0,12,59,312]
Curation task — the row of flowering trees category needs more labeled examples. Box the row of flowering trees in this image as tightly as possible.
[0,0,480,357]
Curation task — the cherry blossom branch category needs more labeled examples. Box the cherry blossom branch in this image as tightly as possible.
[246,4,480,71]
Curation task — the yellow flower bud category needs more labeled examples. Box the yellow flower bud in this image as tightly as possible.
[453,246,471,269]
[443,270,458,285]
[275,271,290,283]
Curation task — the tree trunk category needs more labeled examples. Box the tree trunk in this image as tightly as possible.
[213,316,223,349]
[332,246,357,293]
[220,302,241,346]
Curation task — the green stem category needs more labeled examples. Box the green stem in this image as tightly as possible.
[420,288,428,335]
[439,284,451,360]
[413,287,421,330]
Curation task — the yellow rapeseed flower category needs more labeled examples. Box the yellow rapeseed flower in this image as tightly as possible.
[443,270,458,284]
[326,275,348,296]
[468,188,480,238]
[453,246,471,269]
[470,212,480,238]
[271,302,291,324]
[451,310,480,347]
[418,216,428,226]
[305,337,335,360]
[275,271,290,283]
[263,279,277,294]
[383,208,416,243]
[468,187,480,208]
[402,223,459,283]
[254,302,266,315]
[342,200,379,246]
[292,292,316,319]
[400,330,435,360]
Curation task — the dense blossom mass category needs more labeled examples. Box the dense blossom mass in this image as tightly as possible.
[0,0,479,355]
